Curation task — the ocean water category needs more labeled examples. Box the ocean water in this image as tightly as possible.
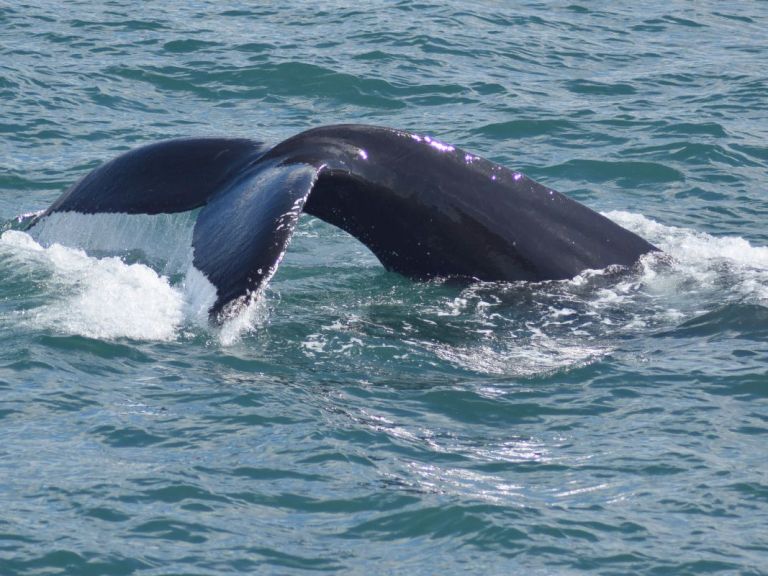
[1,1,767,574]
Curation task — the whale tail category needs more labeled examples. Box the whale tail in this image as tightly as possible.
[29,125,658,320]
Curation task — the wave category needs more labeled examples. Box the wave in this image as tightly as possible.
[2,211,766,378]
[0,212,263,344]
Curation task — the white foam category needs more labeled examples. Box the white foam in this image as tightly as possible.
[0,229,240,342]
[2,203,275,344]
[604,211,768,305]
[403,212,768,376]
[429,338,604,377]
[2,230,184,341]
[217,294,269,346]
[606,211,768,266]
[4,210,766,358]
[1,228,44,253]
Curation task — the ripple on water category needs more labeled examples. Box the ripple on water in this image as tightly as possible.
[2,2,768,574]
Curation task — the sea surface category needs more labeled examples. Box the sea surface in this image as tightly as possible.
[1,2,767,574]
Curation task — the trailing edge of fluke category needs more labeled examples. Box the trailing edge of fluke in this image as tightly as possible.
[29,124,659,320]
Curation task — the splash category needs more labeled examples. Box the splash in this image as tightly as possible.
[3,210,274,344]
[606,211,768,306]
[436,212,768,375]
[298,212,768,377]
[0,229,272,343]
[1,230,186,341]
[2,211,766,368]
[29,211,199,275]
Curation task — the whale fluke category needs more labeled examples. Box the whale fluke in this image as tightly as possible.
[42,138,268,217]
[30,124,659,319]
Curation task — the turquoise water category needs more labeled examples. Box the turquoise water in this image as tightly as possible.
[2,1,767,574]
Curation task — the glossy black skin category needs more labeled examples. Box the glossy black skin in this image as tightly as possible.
[269,125,658,281]
[33,124,658,318]
[42,138,267,216]
[192,160,316,315]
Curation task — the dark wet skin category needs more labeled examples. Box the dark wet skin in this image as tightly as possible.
[34,124,659,318]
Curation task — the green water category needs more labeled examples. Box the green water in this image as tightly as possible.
[1,2,767,574]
